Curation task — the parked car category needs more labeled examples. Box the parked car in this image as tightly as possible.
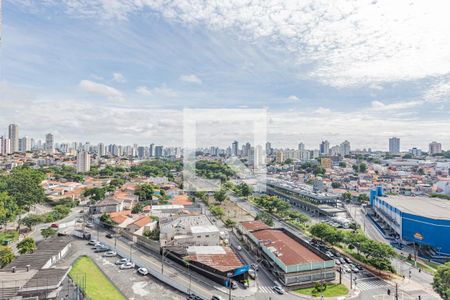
[339,257,346,264]
[236,245,242,251]
[211,295,224,300]
[119,262,135,269]
[250,263,259,271]
[248,269,257,280]
[115,258,129,265]
[137,267,149,275]
[344,257,352,264]
[51,223,59,228]
[103,251,117,257]
[88,239,97,246]
[334,259,341,265]
[86,222,94,228]
[94,246,109,253]
[187,294,202,300]
[272,286,285,294]
[106,233,113,239]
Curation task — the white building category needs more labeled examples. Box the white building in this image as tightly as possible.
[8,124,19,153]
[0,137,11,155]
[389,137,400,154]
[339,140,351,156]
[45,133,54,154]
[19,136,32,152]
[76,151,91,173]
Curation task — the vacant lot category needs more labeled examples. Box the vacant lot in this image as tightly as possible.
[69,256,125,300]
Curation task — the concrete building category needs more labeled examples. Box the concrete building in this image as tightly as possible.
[239,221,335,287]
[429,141,442,155]
[19,136,32,152]
[369,187,450,258]
[320,140,330,156]
[0,137,11,155]
[76,151,91,173]
[8,124,19,153]
[45,133,54,154]
[339,140,351,156]
[231,140,239,156]
[389,137,400,154]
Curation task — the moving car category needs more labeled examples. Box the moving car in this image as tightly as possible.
[250,263,259,271]
[88,239,97,245]
[51,223,59,228]
[137,267,149,275]
[106,233,113,239]
[94,246,109,253]
[119,262,135,269]
[272,286,285,294]
[236,245,242,251]
[211,296,224,300]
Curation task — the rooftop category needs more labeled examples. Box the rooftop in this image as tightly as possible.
[191,225,219,234]
[252,229,324,266]
[240,220,270,232]
[185,246,243,273]
[378,195,450,220]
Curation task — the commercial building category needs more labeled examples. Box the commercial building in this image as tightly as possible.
[239,221,335,287]
[369,187,450,257]
[389,137,400,154]
[0,137,11,155]
[320,140,330,156]
[45,133,54,154]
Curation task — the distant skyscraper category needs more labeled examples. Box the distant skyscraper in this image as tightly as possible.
[265,142,272,156]
[8,124,19,153]
[0,137,11,155]
[320,140,330,156]
[231,141,239,156]
[76,151,91,173]
[298,143,305,152]
[154,146,163,158]
[45,133,54,154]
[149,143,154,157]
[429,141,442,155]
[98,143,105,156]
[19,136,32,152]
[389,137,400,154]
[339,140,351,156]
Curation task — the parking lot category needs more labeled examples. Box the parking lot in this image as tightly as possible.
[65,239,185,300]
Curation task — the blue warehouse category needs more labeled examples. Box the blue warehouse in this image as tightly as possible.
[369,187,450,260]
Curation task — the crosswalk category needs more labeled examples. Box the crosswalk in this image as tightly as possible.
[355,277,391,291]
[259,286,277,294]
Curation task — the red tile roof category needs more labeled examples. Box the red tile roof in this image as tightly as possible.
[240,220,269,232]
[186,247,243,273]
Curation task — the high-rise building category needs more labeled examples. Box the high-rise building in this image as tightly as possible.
[98,143,106,156]
[429,141,442,155]
[149,143,154,157]
[231,141,239,156]
[8,124,19,153]
[339,140,351,156]
[76,151,91,173]
[19,136,32,152]
[45,133,54,154]
[154,146,163,158]
[389,137,400,154]
[298,143,305,152]
[320,140,330,156]
[265,142,272,156]
[0,137,11,155]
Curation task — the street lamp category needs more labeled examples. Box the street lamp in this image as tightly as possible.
[227,272,233,300]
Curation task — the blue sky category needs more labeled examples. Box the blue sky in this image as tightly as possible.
[1,1,449,150]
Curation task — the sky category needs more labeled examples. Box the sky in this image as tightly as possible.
[1,0,450,150]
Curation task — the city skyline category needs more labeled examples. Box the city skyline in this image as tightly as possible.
[1,1,450,149]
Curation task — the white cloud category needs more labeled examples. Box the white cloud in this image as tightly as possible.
[424,80,450,103]
[371,100,424,111]
[34,1,450,87]
[79,80,124,101]
[287,95,300,101]
[113,72,126,82]
[314,107,331,115]
[180,74,202,84]
[135,85,178,98]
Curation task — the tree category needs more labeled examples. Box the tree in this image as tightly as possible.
[134,184,154,201]
[331,182,341,189]
[339,162,347,168]
[0,192,18,229]
[132,203,144,214]
[17,237,37,254]
[359,163,367,173]
[214,189,228,203]
[357,193,369,204]
[41,227,58,239]
[4,167,46,211]
[433,262,450,299]
[83,187,106,201]
[342,192,352,202]
[209,205,224,217]
[100,213,115,227]
[0,247,15,267]
[20,214,44,230]
[256,211,274,226]
[236,183,252,197]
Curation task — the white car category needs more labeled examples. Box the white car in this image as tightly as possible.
[120,262,135,269]
[236,245,242,251]
[115,258,129,265]
[103,251,117,257]
[137,267,149,275]
[88,239,97,245]
[272,286,285,294]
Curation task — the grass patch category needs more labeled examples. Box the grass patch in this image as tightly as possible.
[0,230,19,245]
[295,283,349,297]
[69,256,125,300]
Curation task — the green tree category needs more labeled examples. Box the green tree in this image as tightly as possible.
[0,192,18,228]
[339,162,347,168]
[331,182,341,189]
[132,203,144,214]
[0,247,15,267]
[214,189,228,203]
[4,167,46,211]
[83,187,106,201]
[17,237,37,254]
[359,163,367,173]
[342,192,352,202]
[256,211,274,226]
[433,262,450,299]
[134,184,154,201]
[357,193,369,204]
[41,227,58,239]
[235,183,252,197]
[20,214,44,230]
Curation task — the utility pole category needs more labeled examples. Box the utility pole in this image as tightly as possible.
[339,267,342,284]
[161,247,165,274]
[395,283,399,300]
[350,271,353,290]
[227,272,233,300]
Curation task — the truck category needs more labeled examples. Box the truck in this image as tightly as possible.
[72,229,91,240]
